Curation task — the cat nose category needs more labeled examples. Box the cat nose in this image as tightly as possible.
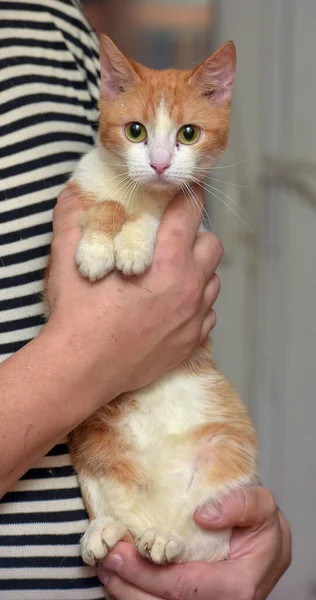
[150,161,170,176]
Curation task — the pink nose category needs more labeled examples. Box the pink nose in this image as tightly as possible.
[151,162,170,176]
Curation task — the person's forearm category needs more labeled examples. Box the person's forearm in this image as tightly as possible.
[0,321,120,497]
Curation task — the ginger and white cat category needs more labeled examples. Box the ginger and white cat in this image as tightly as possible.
[66,36,258,567]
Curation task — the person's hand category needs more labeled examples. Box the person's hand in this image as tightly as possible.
[97,487,291,600]
[46,185,222,404]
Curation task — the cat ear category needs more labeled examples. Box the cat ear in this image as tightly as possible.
[189,41,236,106]
[99,35,141,100]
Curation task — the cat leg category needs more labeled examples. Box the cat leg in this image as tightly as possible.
[76,199,126,281]
[80,472,186,565]
[78,475,132,566]
[114,213,160,275]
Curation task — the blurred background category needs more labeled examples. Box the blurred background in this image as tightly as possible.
[83,1,315,598]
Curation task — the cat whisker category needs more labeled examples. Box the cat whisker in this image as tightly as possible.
[192,179,253,232]
[181,181,214,233]
[106,177,140,227]
[190,158,251,172]
[130,180,141,212]
[116,178,137,205]
[209,177,255,189]
[113,180,136,222]
[190,176,249,219]
[192,167,255,189]
[99,161,129,168]
[123,178,139,214]
[210,157,250,170]
[184,182,215,232]
[181,182,197,224]
[104,171,130,180]
[97,176,132,208]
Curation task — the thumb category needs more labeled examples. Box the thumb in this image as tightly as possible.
[194,486,278,530]
[158,185,204,248]
[52,183,84,237]
[47,185,85,296]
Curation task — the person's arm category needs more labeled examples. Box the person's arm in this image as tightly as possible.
[98,487,292,600]
[0,187,222,498]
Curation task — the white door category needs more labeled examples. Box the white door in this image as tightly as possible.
[213,1,316,598]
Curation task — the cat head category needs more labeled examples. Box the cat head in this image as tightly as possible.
[98,36,236,191]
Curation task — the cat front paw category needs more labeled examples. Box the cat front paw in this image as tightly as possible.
[81,517,128,566]
[114,230,154,276]
[76,236,115,281]
[137,529,185,564]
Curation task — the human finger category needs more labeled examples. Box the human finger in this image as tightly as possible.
[99,544,243,600]
[193,231,223,281]
[278,512,292,577]
[194,487,278,530]
[158,187,204,249]
[202,274,221,312]
[52,183,84,236]
[101,570,159,600]
[200,310,217,343]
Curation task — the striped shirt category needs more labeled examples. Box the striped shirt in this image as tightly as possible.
[0,1,105,597]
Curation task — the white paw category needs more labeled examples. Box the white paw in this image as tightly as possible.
[76,236,115,282]
[114,230,154,276]
[137,529,185,564]
[81,517,127,566]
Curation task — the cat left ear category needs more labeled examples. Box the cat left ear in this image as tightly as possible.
[189,41,236,107]
[99,35,141,100]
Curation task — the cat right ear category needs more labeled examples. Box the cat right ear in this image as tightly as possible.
[99,35,141,100]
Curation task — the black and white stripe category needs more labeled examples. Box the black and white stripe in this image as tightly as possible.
[0,1,105,597]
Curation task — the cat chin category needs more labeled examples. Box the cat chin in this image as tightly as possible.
[141,180,180,194]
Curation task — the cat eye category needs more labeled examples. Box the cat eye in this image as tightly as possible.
[177,124,201,145]
[125,122,147,143]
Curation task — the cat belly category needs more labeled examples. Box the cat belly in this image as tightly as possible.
[71,349,257,565]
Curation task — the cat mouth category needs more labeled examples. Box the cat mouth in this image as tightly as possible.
[153,173,169,184]
[144,171,180,189]
[145,177,179,190]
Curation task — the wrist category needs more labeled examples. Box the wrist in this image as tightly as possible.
[42,315,123,414]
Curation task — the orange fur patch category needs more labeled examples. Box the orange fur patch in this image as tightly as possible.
[191,421,257,488]
[84,200,126,237]
[69,395,144,492]
[127,214,142,223]
[183,345,258,487]
[68,182,126,238]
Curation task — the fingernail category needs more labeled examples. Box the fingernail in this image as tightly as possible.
[196,504,221,521]
[103,553,123,573]
[98,568,111,586]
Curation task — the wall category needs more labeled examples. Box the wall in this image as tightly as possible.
[216,1,316,598]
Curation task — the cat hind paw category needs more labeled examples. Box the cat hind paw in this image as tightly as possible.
[81,517,127,566]
[137,529,185,564]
